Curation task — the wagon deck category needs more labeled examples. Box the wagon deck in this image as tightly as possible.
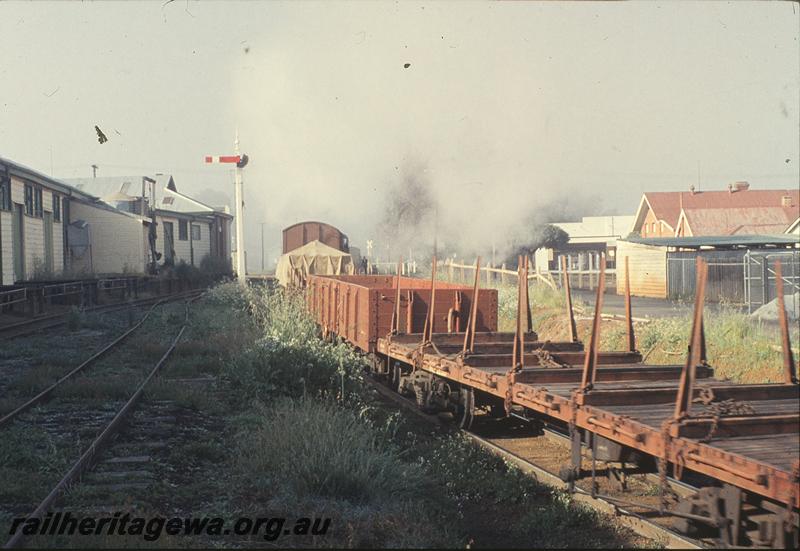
[376,331,800,509]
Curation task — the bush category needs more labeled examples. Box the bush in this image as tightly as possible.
[223,288,367,403]
[173,260,202,287]
[237,399,429,504]
[199,254,232,283]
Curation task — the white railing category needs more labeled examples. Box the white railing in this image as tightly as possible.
[443,259,558,290]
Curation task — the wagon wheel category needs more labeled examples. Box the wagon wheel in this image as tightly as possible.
[455,387,475,430]
[487,402,507,418]
[392,363,405,394]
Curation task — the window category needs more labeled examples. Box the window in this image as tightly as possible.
[24,184,33,215]
[178,220,188,240]
[52,193,61,221]
[0,176,10,211]
[33,187,43,217]
[191,224,201,241]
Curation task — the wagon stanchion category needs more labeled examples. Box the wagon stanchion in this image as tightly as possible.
[525,256,533,332]
[775,261,798,385]
[390,259,403,335]
[673,258,709,421]
[462,257,481,356]
[422,256,437,344]
[506,255,529,415]
[561,256,578,344]
[580,254,606,391]
[625,256,636,352]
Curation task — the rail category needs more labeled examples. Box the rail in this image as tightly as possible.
[0,290,202,428]
[3,293,202,549]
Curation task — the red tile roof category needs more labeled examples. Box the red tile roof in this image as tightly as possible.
[644,188,799,236]
[643,192,684,229]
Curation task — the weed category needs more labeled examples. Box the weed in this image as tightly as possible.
[66,307,82,331]
[237,398,428,505]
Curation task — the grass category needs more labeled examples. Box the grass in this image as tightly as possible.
[215,283,642,548]
[0,425,78,503]
[236,398,428,504]
[601,307,800,383]
[487,274,797,384]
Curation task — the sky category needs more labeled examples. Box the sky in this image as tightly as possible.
[0,1,798,270]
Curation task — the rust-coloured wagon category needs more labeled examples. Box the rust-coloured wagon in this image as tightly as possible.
[306,274,498,353]
[283,221,349,254]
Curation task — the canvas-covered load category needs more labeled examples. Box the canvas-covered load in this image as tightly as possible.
[276,240,354,287]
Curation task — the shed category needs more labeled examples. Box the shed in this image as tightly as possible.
[616,240,669,298]
[617,235,800,301]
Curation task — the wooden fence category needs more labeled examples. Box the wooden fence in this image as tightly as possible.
[443,259,557,290]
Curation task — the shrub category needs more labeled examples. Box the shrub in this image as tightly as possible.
[220,287,368,403]
[173,260,202,287]
[236,399,428,504]
[66,307,82,332]
[199,254,232,283]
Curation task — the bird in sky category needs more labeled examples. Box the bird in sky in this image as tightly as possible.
[95,125,108,144]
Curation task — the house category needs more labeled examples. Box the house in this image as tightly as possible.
[64,175,232,270]
[0,156,159,284]
[533,215,635,289]
[632,182,800,238]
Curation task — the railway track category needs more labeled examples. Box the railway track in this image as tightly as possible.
[0,289,201,340]
[0,290,202,428]
[2,294,201,549]
[307,256,799,548]
[364,373,702,549]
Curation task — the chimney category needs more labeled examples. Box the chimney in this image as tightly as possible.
[782,195,793,207]
[689,184,697,194]
[730,181,750,192]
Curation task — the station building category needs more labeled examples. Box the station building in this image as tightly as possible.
[0,156,162,284]
[64,174,232,271]
[0,156,232,285]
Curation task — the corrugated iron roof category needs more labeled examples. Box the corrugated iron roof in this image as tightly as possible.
[64,176,143,201]
[553,215,635,245]
[623,234,799,249]
[62,175,231,219]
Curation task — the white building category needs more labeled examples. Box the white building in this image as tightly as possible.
[533,215,635,283]
[64,174,232,271]
[0,156,151,284]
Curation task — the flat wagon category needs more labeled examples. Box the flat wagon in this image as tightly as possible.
[306,258,799,547]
